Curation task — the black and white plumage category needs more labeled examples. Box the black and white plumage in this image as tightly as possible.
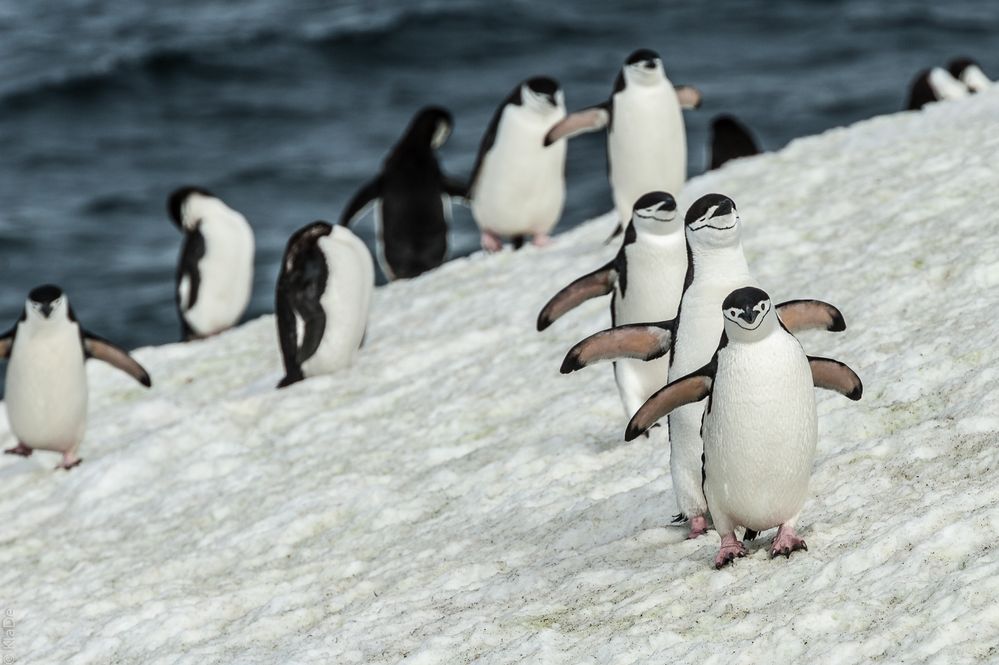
[544,48,701,235]
[168,186,255,341]
[905,67,970,110]
[623,287,862,568]
[469,76,567,251]
[708,114,761,171]
[340,106,467,280]
[0,285,151,470]
[538,191,686,419]
[947,57,992,92]
[560,193,849,539]
[275,222,374,388]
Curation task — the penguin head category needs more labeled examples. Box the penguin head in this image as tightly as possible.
[521,77,564,115]
[406,106,454,150]
[623,48,666,86]
[167,186,215,230]
[630,191,679,237]
[25,284,69,323]
[684,193,742,249]
[283,221,333,273]
[721,286,776,342]
[947,57,991,92]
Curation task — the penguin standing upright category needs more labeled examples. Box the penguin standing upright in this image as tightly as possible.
[0,285,151,469]
[545,49,702,234]
[340,106,467,280]
[560,193,848,539]
[625,287,863,568]
[469,77,568,251]
[168,187,255,341]
[537,191,686,418]
[275,222,374,388]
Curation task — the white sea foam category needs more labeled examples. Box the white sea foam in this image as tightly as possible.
[3,90,999,664]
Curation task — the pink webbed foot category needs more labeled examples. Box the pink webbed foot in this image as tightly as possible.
[480,230,503,253]
[531,233,552,247]
[687,514,709,540]
[770,524,808,559]
[4,442,33,457]
[714,533,747,569]
[56,452,82,471]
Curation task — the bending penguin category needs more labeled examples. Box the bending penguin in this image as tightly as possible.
[905,67,969,110]
[168,186,255,341]
[469,77,567,251]
[340,106,467,280]
[624,286,863,568]
[1,285,151,470]
[708,114,761,171]
[275,221,374,388]
[947,57,992,92]
[544,49,702,235]
[537,192,686,419]
[561,193,849,539]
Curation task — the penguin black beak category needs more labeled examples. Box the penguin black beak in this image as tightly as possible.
[738,307,759,325]
[39,304,52,318]
[711,200,734,218]
[643,60,656,70]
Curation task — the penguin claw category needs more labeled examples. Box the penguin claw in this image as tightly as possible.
[4,443,33,457]
[714,534,747,568]
[769,525,807,559]
[56,456,82,470]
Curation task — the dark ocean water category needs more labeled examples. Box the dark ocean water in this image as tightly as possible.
[0,0,996,351]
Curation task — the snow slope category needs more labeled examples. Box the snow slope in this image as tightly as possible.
[3,90,999,664]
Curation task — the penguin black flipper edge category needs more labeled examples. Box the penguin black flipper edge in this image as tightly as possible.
[626,360,715,441]
[537,261,618,331]
[82,331,152,387]
[808,356,863,400]
[561,320,675,373]
[340,176,383,227]
[777,299,846,333]
[544,103,611,145]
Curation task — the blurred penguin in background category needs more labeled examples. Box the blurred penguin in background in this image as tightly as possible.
[168,187,255,341]
[341,106,467,280]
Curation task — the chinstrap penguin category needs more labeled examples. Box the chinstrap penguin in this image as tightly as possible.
[544,48,701,236]
[906,67,970,110]
[0,285,152,470]
[538,191,687,419]
[561,193,848,539]
[340,106,467,280]
[168,186,255,341]
[624,287,862,568]
[469,76,568,251]
[275,221,374,388]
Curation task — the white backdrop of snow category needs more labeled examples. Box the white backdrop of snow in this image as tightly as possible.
[3,91,999,665]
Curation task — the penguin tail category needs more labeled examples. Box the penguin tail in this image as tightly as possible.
[511,235,526,250]
[671,513,687,524]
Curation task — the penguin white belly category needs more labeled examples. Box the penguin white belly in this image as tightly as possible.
[301,227,374,376]
[612,237,687,417]
[702,337,817,531]
[668,272,757,515]
[186,216,255,336]
[5,326,88,452]
[608,89,686,221]
[472,108,567,236]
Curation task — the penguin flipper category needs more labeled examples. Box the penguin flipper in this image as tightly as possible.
[674,85,703,110]
[777,299,846,333]
[625,363,715,441]
[537,262,617,331]
[340,176,383,226]
[808,357,863,400]
[82,332,152,387]
[0,324,16,358]
[544,105,610,146]
[561,320,675,373]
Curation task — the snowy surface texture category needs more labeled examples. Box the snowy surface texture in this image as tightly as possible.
[4,91,999,664]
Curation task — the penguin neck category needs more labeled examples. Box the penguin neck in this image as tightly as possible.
[690,241,751,280]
